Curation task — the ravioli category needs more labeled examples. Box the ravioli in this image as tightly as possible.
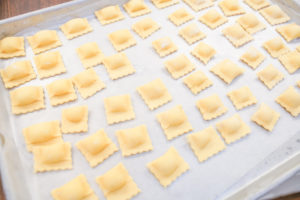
[132,17,160,39]
[76,42,104,68]
[95,5,125,25]
[151,0,179,9]
[244,0,270,10]
[61,105,88,134]
[222,23,253,48]
[183,0,213,11]
[260,5,290,25]
[124,0,151,17]
[164,54,196,79]
[278,50,300,74]
[263,37,290,58]
[168,8,194,26]
[183,70,213,95]
[191,41,216,64]
[227,86,257,110]
[0,36,25,58]
[257,64,284,89]
[251,103,280,131]
[240,46,265,69]
[276,86,300,117]
[276,23,300,42]
[152,37,178,57]
[179,23,206,45]
[60,18,93,39]
[108,29,137,52]
[218,0,245,16]
[237,13,266,34]
[199,9,228,29]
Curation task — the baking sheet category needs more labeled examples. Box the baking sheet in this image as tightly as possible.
[0,0,300,199]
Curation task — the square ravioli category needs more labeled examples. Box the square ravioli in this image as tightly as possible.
[72,68,106,99]
[218,0,245,16]
[76,42,104,68]
[187,126,226,162]
[27,30,62,54]
[147,147,189,187]
[137,78,172,110]
[276,23,300,42]
[237,13,266,34]
[156,105,193,140]
[52,174,98,200]
[95,5,124,25]
[46,79,77,106]
[183,70,213,95]
[216,114,251,144]
[240,46,265,69]
[22,120,63,152]
[9,85,45,115]
[196,94,228,120]
[278,50,300,74]
[222,23,253,48]
[164,54,196,79]
[108,29,137,52]
[152,37,178,57]
[257,64,284,89]
[124,0,151,17]
[251,103,280,131]
[76,129,118,167]
[0,60,36,89]
[263,37,290,58]
[60,18,93,40]
[102,52,135,80]
[227,86,257,110]
[244,0,269,10]
[260,5,290,25]
[179,23,206,45]
[104,94,135,125]
[61,105,88,134]
[33,142,72,172]
[199,9,228,29]
[96,163,140,200]
[33,51,66,79]
[191,41,216,64]
[151,0,179,9]
[276,86,300,117]
[183,0,213,11]
[132,17,160,39]
[0,36,25,58]
[210,59,244,84]
[116,124,153,156]
[168,8,194,26]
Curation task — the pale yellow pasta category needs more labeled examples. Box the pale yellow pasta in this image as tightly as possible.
[0,36,25,58]
[0,60,36,89]
[237,13,266,34]
[227,86,257,110]
[76,42,104,69]
[183,0,214,11]
[132,17,160,39]
[95,5,125,25]
[260,5,290,25]
[183,70,213,95]
[278,50,300,74]
[276,86,300,117]
[179,23,206,45]
[96,163,140,200]
[296,45,300,52]
[61,105,88,134]
[218,0,245,16]
[240,46,265,69]
[257,64,284,90]
[199,9,228,29]
[263,37,290,58]
[244,0,270,10]
[298,81,300,88]
[191,41,216,64]
[151,0,179,9]
[164,54,196,79]
[147,147,189,187]
[124,0,151,17]
[152,37,178,57]
[251,103,280,131]
[276,23,300,42]
[108,29,137,52]
[168,8,194,26]
[222,23,253,48]
[60,18,92,39]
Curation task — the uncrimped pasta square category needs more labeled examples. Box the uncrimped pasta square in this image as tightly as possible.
[216,114,251,144]
[278,50,300,74]
[0,60,36,89]
[104,94,135,125]
[179,23,206,45]
[187,126,226,162]
[0,36,25,58]
[22,120,62,152]
[108,29,137,52]
[218,0,245,16]
[156,105,193,140]
[244,0,269,10]
[191,41,216,64]
[76,129,118,167]
[60,18,92,40]
[33,142,72,173]
[276,86,300,117]
[227,86,257,110]
[276,23,300,42]
[137,78,172,110]
[151,0,179,9]
[72,68,106,99]
[116,124,153,156]
[124,0,151,17]
[52,174,98,200]
[132,17,160,39]
[34,51,66,79]
[183,70,213,95]
[222,23,253,48]
[196,94,228,120]
[263,37,290,58]
[61,105,88,134]
[76,42,104,69]
[164,54,195,79]
[240,46,265,69]
[260,5,290,25]
[46,79,77,106]
[95,5,125,25]
[9,86,45,115]
[199,9,228,29]
[257,64,284,89]
[152,37,177,57]
[27,30,62,54]
[237,13,266,34]
[102,52,135,80]
[96,163,140,200]
[210,59,244,84]
[183,0,213,11]
[147,147,189,187]
[251,103,280,131]
[168,8,194,26]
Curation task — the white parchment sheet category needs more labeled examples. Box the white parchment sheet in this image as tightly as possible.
[0,0,300,200]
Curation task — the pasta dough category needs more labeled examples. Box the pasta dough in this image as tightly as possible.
[95,5,125,25]
[191,41,216,64]
[278,50,300,74]
[152,37,178,57]
[183,0,213,11]
[108,29,137,52]
[132,17,160,39]
[60,18,93,39]
[164,54,196,79]
[222,23,253,48]
[124,0,151,17]
[179,23,206,45]
[151,0,179,9]
[168,8,194,26]
[260,5,290,25]
[257,64,284,89]
[227,86,257,110]
[218,0,245,16]
[244,0,270,10]
[263,37,290,58]
[0,36,25,58]
[240,47,265,69]
[147,147,189,187]
[276,86,300,117]
[276,23,300,42]
[251,103,280,131]
[183,70,213,95]
[237,13,266,34]
[199,9,228,29]
[76,42,104,68]
[61,105,88,133]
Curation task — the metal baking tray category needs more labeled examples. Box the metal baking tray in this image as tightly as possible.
[0,0,300,199]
